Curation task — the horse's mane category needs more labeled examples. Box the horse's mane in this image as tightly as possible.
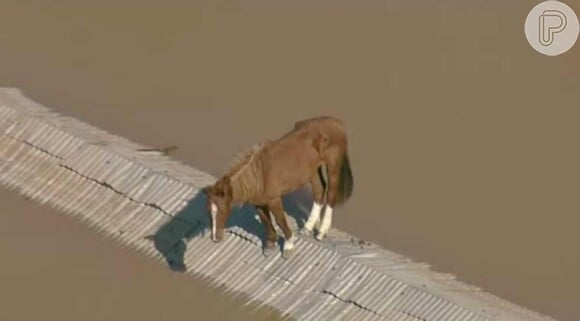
[224,140,269,203]
[225,141,265,177]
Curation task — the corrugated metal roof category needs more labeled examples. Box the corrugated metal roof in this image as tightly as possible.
[0,87,559,321]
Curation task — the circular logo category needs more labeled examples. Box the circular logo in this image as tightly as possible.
[525,1,579,56]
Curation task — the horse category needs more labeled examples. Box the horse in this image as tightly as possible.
[202,116,354,258]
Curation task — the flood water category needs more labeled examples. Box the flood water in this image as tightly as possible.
[1,1,579,321]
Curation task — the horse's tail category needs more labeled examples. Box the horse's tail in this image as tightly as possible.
[335,150,354,205]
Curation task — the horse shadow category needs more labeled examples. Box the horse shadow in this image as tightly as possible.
[145,186,314,272]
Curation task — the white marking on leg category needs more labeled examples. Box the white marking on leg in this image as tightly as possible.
[210,203,217,241]
[284,236,296,251]
[303,202,323,231]
[317,206,333,239]
[269,211,277,230]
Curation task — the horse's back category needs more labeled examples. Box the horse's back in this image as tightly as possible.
[294,116,345,131]
[263,115,348,163]
[294,116,347,142]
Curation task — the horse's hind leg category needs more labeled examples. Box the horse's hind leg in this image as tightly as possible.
[300,166,326,237]
[316,159,340,241]
[269,198,296,259]
[257,206,278,257]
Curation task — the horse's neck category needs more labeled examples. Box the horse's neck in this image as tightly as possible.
[230,156,263,204]
[230,178,249,205]
[230,177,257,205]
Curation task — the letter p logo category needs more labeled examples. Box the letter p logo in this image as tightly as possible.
[525,1,579,56]
[539,10,567,46]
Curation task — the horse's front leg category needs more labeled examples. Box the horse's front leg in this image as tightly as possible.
[257,206,278,257]
[269,198,296,259]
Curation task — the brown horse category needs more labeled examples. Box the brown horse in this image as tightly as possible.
[203,116,354,258]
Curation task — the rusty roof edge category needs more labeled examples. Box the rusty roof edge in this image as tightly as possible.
[0,88,559,321]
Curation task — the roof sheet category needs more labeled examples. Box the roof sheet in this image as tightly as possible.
[0,88,558,321]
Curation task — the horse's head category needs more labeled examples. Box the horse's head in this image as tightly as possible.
[202,176,233,243]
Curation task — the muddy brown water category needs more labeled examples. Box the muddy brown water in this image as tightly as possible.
[1,1,579,321]
[0,188,288,321]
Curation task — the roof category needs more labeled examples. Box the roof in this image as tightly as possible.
[0,88,558,321]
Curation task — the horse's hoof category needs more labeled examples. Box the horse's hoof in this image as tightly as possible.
[282,248,295,260]
[315,232,326,242]
[262,242,277,257]
[263,247,277,257]
[298,228,312,237]
[169,261,186,272]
